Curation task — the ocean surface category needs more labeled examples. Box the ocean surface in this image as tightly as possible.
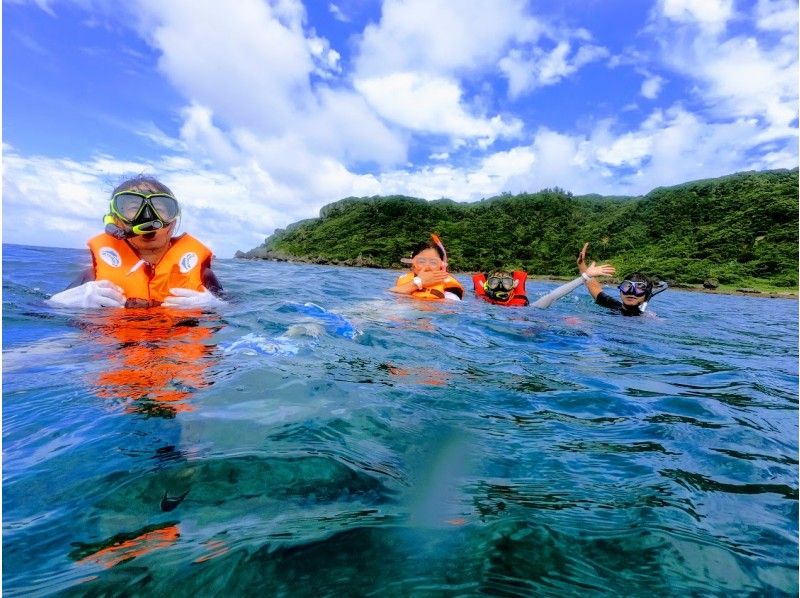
[3,243,798,597]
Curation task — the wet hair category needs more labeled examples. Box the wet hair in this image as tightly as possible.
[411,241,444,261]
[112,175,174,198]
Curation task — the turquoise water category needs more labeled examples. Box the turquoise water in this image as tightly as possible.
[3,243,798,596]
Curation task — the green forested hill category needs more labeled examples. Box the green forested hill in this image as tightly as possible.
[239,169,798,289]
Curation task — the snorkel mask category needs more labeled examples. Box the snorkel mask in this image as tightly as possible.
[104,191,181,239]
[484,273,515,301]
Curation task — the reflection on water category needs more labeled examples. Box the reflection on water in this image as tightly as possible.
[3,245,798,596]
[83,310,221,417]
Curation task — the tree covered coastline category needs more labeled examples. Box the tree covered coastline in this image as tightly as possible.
[238,169,798,291]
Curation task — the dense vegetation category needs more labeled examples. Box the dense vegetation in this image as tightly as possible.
[239,169,798,289]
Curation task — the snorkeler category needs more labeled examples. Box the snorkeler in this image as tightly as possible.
[473,260,614,308]
[49,175,224,309]
[577,243,668,316]
[389,235,465,301]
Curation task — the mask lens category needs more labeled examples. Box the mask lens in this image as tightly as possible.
[149,195,180,221]
[488,276,514,291]
[113,193,146,221]
[618,280,647,296]
[412,257,441,268]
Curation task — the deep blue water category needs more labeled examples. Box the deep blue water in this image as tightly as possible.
[3,243,798,596]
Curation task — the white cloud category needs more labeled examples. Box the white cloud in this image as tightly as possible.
[595,133,653,168]
[755,0,799,32]
[372,103,798,202]
[661,33,798,133]
[649,0,798,144]
[328,2,350,23]
[659,0,734,34]
[355,72,521,143]
[500,41,609,97]
[640,75,664,99]
[354,0,540,77]
[140,0,314,136]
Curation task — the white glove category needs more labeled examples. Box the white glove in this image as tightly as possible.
[48,280,125,308]
[162,288,225,309]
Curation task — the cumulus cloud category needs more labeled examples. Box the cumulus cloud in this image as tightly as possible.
[500,41,609,98]
[355,73,521,144]
[640,74,664,99]
[354,0,540,77]
[373,102,797,202]
[328,2,349,23]
[659,0,734,34]
[755,0,799,32]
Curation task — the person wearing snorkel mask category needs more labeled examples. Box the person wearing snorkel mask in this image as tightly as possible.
[389,236,464,301]
[49,175,224,309]
[577,242,668,316]
[473,259,615,308]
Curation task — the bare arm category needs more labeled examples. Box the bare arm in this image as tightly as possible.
[389,280,420,295]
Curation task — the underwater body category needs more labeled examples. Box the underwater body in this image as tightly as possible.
[3,243,798,597]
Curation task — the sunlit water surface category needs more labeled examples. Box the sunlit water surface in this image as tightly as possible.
[3,244,798,596]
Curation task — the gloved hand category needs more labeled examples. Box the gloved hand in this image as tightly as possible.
[48,280,126,308]
[162,288,225,309]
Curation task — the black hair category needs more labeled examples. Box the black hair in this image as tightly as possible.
[112,175,174,198]
[411,241,444,261]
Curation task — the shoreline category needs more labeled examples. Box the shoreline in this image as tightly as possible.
[234,255,798,299]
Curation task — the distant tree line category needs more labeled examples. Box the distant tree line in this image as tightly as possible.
[238,169,798,289]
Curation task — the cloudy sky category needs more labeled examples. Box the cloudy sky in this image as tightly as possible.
[4,0,797,257]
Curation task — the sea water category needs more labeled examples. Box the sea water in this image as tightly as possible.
[3,243,798,596]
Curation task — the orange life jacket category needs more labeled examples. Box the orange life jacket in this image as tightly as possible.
[395,272,464,301]
[88,233,211,306]
[472,271,530,306]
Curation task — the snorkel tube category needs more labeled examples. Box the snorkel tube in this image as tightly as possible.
[641,280,668,312]
[103,214,166,239]
[639,280,668,313]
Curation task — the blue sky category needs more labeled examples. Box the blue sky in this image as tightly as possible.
[4,0,798,257]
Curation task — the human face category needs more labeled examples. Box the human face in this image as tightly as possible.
[620,292,646,307]
[411,248,443,273]
[618,279,648,307]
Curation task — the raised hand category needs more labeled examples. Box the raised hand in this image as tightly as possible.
[585,262,615,278]
[418,270,450,287]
